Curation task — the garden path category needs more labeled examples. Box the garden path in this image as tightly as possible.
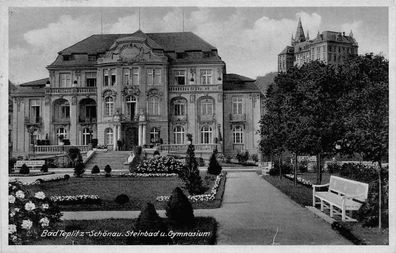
[62,172,351,245]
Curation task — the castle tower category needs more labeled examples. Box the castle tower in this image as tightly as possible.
[295,17,306,43]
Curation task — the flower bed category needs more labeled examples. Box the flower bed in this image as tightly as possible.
[8,181,62,245]
[136,156,184,174]
[156,173,223,203]
[10,175,70,186]
[120,172,178,177]
[49,195,101,205]
[9,172,55,177]
[284,174,313,188]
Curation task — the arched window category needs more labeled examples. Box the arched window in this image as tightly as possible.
[56,128,67,144]
[148,97,160,116]
[126,95,137,120]
[173,126,185,144]
[173,99,186,116]
[104,128,113,145]
[233,125,243,144]
[104,96,114,116]
[201,126,212,144]
[150,127,160,144]
[201,99,213,116]
[82,128,92,145]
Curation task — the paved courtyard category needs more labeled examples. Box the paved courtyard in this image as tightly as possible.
[62,172,351,245]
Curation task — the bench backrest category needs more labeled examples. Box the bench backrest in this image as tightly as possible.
[329,176,369,202]
[15,160,45,167]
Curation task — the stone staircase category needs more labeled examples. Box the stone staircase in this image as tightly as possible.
[85,151,131,171]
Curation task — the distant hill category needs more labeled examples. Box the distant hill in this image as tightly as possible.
[255,72,277,95]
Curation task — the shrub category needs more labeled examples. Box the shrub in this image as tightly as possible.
[236,151,249,163]
[180,138,206,195]
[91,165,100,174]
[114,194,130,205]
[224,155,232,163]
[327,162,341,174]
[298,164,308,173]
[137,156,184,174]
[166,187,194,224]
[64,174,70,180]
[269,167,279,176]
[74,162,85,177]
[134,146,143,155]
[207,151,222,176]
[19,164,29,174]
[196,157,205,166]
[251,154,259,162]
[153,150,160,156]
[9,157,17,173]
[127,203,172,245]
[104,165,112,174]
[41,164,48,173]
[8,181,62,245]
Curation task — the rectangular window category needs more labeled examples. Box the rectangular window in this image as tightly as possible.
[111,69,116,86]
[85,72,97,87]
[147,69,153,85]
[201,101,213,116]
[123,68,130,86]
[154,69,161,85]
[232,97,243,115]
[30,100,40,123]
[132,67,139,85]
[174,70,186,85]
[200,69,212,85]
[174,103,185,116]
[59,73,71,87]
[104,70,109,86]
[61,105,70,118]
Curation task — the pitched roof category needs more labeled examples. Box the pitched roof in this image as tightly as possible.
[311,31,357,44]
[279,46,294,55]
[19,78,49,87]
[58,31,216,55]
[223,73,259,92]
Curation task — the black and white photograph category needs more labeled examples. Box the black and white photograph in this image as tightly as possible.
[1,0,394,251]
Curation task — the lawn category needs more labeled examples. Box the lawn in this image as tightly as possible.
[26,171,226,211]
[33,217,217,245]
[262,174,389,245]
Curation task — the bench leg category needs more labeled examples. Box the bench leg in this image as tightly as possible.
[341,208,346,221]
[330,205,334,218]
[312,195,316,207]
[320,200,324,211]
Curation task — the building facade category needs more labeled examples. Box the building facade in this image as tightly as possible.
[278,18,358,72]
[10,30,263,157]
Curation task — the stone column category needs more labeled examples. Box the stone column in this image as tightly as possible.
[142,124,146,146]
[138,124,142,146]
[113,125,117,150]
[70,98,77,145]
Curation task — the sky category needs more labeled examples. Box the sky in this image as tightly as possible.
[8,6,389,84]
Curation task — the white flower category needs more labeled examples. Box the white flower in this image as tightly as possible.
[14,208,20,212]
[21,219,33,230]
[8,195,16,204]
[10,211,15,217]
[39,217,50,227]
[15,190,25,199]
[24,201,36,211]
[9,224,17,234]
[34,191,46,199]
[41,203,49,210]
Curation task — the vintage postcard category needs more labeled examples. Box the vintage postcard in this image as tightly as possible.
[1,0,394,252]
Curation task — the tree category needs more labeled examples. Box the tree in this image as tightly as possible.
[165,187,194,224]
[207,149,222,175]
[67,147,82,168]
[180,134,206,195]
[338,54,388,229]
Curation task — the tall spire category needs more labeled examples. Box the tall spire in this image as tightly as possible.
[295,17,306,43]
[349,30,353,38]
[291,34,294,45]
[138,8,141,30]
[306,30,310,40]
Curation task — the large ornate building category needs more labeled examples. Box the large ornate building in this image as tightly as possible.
[10,30,263,157]
[278,18,358,72]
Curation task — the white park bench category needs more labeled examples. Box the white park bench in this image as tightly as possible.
[312,175,369,222]
[14,160,45,171]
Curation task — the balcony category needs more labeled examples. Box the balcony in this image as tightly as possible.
[79,117,97,124]
[45,87,97,95]
[199,114,216,122]
[169,85,220,93]
[53,117,70,124]
[24,117,42,126]
[159,144,219,153]
[34,145,89,154]
[171,115,188,123]
[229,113,246,122]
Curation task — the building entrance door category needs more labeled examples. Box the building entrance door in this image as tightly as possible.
[123,124,138,151]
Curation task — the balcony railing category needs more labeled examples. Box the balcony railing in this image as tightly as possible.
[45,87,97,95]
[24,117,42,125]
[53,118,71,124]
[34,145,89,154]
[200,114,216,122]
[171,115,188,123]
[229,113,247,122]
[159,144,219,153]
[79,118,97,124]
[169,85,220,92]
